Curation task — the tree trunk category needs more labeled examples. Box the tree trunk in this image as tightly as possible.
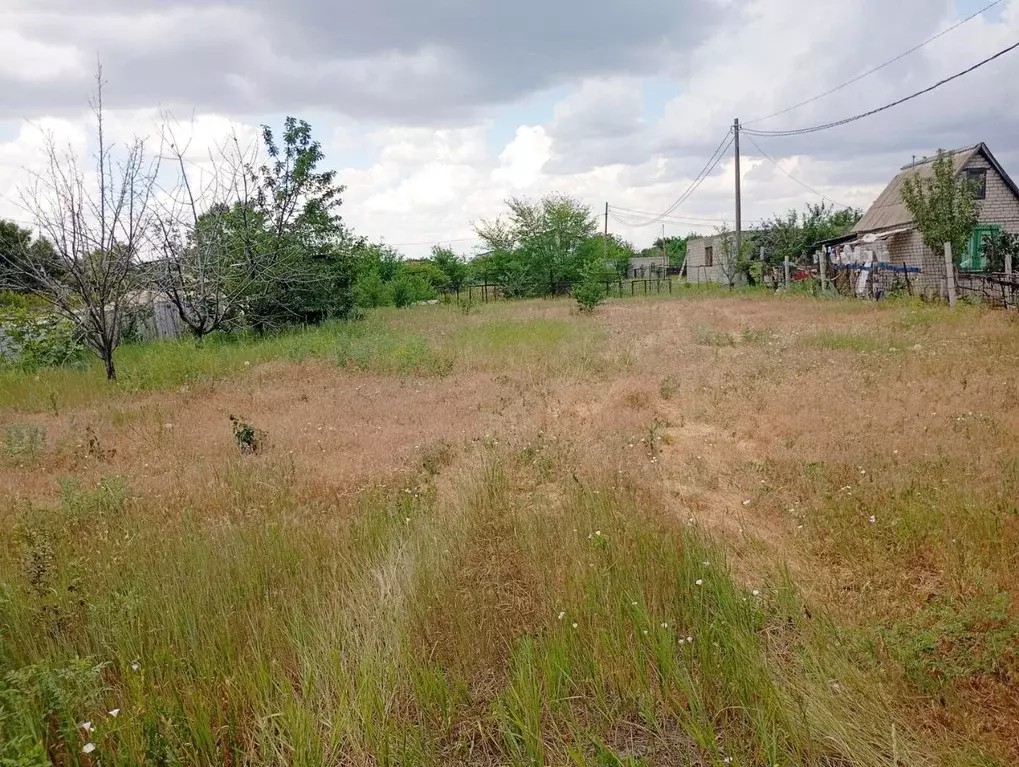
[103,350,117,381]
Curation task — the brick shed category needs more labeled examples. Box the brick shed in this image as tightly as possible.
[828,144,1019,299]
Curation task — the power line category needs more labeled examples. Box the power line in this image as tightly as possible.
[747,0,1004,125]
[611,130,734,227]
[609,205,756,224]
[608,207,764,227]
[741,134,853,210]
[744,39,1019,137]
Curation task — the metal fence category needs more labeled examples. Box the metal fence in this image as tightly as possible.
[956,272,1019,309]
[458,278,677,303]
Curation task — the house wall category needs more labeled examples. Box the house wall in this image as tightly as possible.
[685,235,729,285]
[883,153,1019,297]
[969,153,1019,234]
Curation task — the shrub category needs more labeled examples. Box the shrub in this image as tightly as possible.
[392,275,436,308]
[355,271,394,308]
[230,416,265,454]
[572,265,606,313]
[0,308,84,371]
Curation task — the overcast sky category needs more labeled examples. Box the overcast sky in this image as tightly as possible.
[2,0,1018,256]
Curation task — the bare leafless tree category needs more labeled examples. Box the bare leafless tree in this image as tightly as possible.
[10,66,159,380]
[151,121,263,341]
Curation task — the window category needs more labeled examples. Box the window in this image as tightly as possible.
[704,245,714,267]
[966,169,987,200]
[961,224,1000,271]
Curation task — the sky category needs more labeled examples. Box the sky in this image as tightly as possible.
[1,0,1018,257]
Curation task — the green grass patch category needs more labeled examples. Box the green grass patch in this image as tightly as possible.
[0,448,939,765]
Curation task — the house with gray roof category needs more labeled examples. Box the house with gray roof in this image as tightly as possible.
[828,143,1019,298]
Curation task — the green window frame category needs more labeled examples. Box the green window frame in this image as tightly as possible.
[961,224,1000,272]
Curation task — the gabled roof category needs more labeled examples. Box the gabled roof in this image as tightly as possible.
[852,143,1019,235]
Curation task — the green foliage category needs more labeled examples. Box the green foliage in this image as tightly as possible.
[983,229,1019,272]
[572,263,607,312]
[430,246,469,293]
[641,235,690,269]
[713,228,756,288]
[475,194,600,296]
[901,151,980,264]
[405,261,450,292]
[0,659,104,765]
[756,203,862,269]
[0,220,62,294]
[0,308,84,371]
[884,593,1017,693]
[354,271,393,308]
[390,275,416,308]
[229,415,264,454]
[242,118,357,331]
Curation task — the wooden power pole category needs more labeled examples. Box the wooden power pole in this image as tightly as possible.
[733,118,742,256]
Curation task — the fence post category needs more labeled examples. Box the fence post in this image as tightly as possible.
[819,249,827,292]
[944,243,957,309]
[784,257,791,287]
[1007,248,1014,309]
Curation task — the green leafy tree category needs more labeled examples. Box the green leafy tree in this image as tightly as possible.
[406,261,450,292]
[757,203,861,270]
[0,220,61,292]
[475,194,598,295]
[244,117,356,330]
[901,150,980,269]
[430,245,468,293]
[581,234,635,279]
[641,236,690,269]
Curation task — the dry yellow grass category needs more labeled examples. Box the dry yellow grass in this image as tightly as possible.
[2,293,1018,764]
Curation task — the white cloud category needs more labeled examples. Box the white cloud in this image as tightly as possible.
[0,30,83,82]
[3,0,1019,256]
[493,126,551,189]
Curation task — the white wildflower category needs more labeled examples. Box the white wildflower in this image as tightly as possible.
[82,743,96,755]
[686,636,693,643]
[558,612,565,621]
[108,708,120,717]
[572,622,578,629]
[752,589,760,597]
[79,721,93,732]
[868,515,876,524]
[661,622,668,628]
[695,579,703,586]
[130,662,140,672]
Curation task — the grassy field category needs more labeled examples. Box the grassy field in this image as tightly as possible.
[2,291,1018,765]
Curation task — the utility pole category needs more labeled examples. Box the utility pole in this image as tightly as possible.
[603,202,609,263]
[734,118,742,257]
